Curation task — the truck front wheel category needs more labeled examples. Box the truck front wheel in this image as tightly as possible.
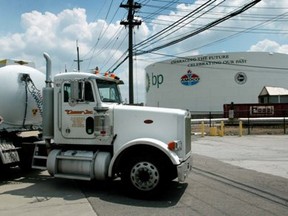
[122,156,164,198]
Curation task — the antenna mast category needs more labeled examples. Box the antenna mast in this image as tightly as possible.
[74,40,83,71]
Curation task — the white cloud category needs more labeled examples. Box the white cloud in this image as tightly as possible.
[249,39,288,54]
[0,33,25,53]
[1,8,126,71]
[0,7,151,102]
[21,11,58,49]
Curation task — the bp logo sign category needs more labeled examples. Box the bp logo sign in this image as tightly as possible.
[180,70,200,86]
[146,73,164,93]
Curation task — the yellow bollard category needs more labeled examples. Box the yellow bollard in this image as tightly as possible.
[239,121,243,137]
[210,127,218,136]
[201,121,205,137]
[219,121,224,137]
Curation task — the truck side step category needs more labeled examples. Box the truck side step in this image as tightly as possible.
[32,141,48,170]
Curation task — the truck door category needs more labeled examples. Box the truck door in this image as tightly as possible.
[61,80,96,139]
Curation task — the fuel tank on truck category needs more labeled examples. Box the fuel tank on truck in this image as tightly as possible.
[0,60,45,131]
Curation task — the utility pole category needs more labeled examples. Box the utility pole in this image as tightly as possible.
[120,0,141,104]
[74,40,83,71]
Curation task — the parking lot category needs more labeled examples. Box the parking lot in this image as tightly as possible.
[1,135,288,216]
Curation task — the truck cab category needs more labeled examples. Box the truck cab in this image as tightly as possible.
[53,73,122,144]
[39,53,191,197]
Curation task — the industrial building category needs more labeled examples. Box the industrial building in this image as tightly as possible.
[145,52,288,114]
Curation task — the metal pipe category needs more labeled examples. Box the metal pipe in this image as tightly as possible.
[43,52,52,87]
[42,52,54,140]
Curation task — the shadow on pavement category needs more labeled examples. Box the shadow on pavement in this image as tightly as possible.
[0,168,86,201]
[78,179,188,207]
[1,167,187,206]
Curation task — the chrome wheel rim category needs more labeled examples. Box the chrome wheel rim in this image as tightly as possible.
[130,161,160,191]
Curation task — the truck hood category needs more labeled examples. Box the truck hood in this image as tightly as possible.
[112,104,190,156]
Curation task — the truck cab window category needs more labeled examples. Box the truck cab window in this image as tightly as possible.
[84,82,94,102]
[96,80,121,103]
[64,83,70,102]
[63,81,94,103]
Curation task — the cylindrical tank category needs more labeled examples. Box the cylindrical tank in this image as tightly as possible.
[0,64,45,130]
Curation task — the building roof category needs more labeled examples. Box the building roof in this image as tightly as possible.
[259,86,288,96]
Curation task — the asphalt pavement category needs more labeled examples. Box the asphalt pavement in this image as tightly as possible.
[192,135,288,179]
[0,169,96,216]
[1,135,287,216]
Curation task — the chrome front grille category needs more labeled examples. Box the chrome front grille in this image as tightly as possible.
[185,115,191,154]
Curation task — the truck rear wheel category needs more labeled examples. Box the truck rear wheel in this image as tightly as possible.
[122,156,164,198]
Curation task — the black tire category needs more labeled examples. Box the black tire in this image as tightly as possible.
[122,156,165,198]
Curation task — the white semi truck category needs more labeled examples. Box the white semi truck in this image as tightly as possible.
[0,59,45,170]
[35,53,192,196]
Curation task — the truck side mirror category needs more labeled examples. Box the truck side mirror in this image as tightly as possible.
[71,80,79,101]
[70,80,84,106]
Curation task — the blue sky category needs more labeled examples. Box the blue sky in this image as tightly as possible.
[0,0,287,102]
[0,0,121,33]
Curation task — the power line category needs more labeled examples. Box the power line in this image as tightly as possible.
[173,10,288,55]
[82,0,126,70]
[109,0,262,72]
[143,18,288,34]
[101,32,129,70]
[108,51,129,72]
[111,0,268,74]
[141,0,181,20]
[136,0,224,51]
[135,0,262,56]
[86,0,115,69]
[134,0,216,50]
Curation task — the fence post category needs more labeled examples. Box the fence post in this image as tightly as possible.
[201,121,205,137]
[284,117,286,134]
[247,111,251,135]
[209,112,212,127]
[239,121,243,137]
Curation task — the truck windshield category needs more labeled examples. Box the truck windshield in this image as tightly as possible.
[96,80,122,103]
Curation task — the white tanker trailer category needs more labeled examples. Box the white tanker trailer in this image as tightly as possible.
[0,59,45,169]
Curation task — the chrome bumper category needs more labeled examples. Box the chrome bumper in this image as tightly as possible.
[177,156,192,182]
